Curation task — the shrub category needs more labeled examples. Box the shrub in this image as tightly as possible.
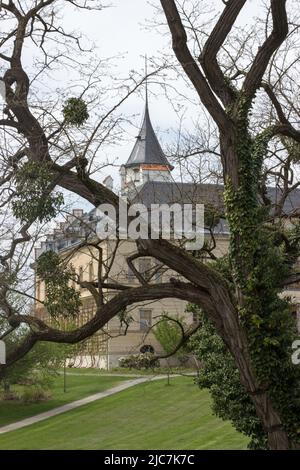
[118,353,158,370]
[1,390,19,401]
[1,335,76,395]
[189,309,268,449]
[21,386,51,404]
[154,314,191,365]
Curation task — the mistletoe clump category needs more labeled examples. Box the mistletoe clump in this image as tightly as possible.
[36,251,81,318]
[12,161,64,224]
[63,97,89,126]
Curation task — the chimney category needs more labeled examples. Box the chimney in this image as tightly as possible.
[120,165,126,194]
[103,175,114,191]
[72,209,84,218]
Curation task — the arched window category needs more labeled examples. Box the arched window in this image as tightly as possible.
[140,345,154,354]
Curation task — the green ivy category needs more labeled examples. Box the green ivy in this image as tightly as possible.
[190,310,268,449]
[193,94,300,448]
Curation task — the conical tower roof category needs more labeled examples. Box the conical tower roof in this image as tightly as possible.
[124,102,173,170]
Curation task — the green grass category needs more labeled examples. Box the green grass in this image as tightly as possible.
[0,376,249,450]
[57,367,142,376]
[61,367,194,376]
[0,374,128,428]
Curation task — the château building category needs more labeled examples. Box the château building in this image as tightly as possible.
[34,98,300,369]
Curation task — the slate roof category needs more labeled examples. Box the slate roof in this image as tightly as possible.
[133,181,225,208]
[133,181,300,217]
[125,102,173,169]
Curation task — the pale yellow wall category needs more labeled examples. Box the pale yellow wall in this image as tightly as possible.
[212,236,229,257]
[35,243,108,303]
[34,231,300,366]
[34,237,193,363]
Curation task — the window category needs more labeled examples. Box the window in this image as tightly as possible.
[153,261,163,283]
[68,266,76,290]
[127,265,135,281]
[192,312,200,324]
[89,262,94,282]
[79,266,84,290]
[139,309,152,332]
[140,344,154,354]
[133,169,140,182]
[36,281,41,300]
[139,258,151,281]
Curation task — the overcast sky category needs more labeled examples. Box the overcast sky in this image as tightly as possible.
[67,0,192,178]
[0,0,265,210]
[58,0,263,188]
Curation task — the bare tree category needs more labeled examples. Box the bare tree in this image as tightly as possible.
[0,0,300,449]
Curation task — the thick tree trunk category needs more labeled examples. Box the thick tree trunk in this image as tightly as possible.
[209,294,290,449]
[139,238,290,449]
[251,393,290,449]
[219,136,290,449]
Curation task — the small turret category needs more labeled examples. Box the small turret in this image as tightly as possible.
[120,100,173,196]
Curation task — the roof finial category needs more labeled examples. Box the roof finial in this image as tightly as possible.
[145,53,149,108]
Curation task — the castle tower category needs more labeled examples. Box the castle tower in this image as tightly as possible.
[120,92,173,197]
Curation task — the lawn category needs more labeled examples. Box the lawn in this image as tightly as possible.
[0,374,128,427]
[65,367,194,375]
[0,376,249,450]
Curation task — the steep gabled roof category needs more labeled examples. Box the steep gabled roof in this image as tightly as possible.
[125,102,173,169]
